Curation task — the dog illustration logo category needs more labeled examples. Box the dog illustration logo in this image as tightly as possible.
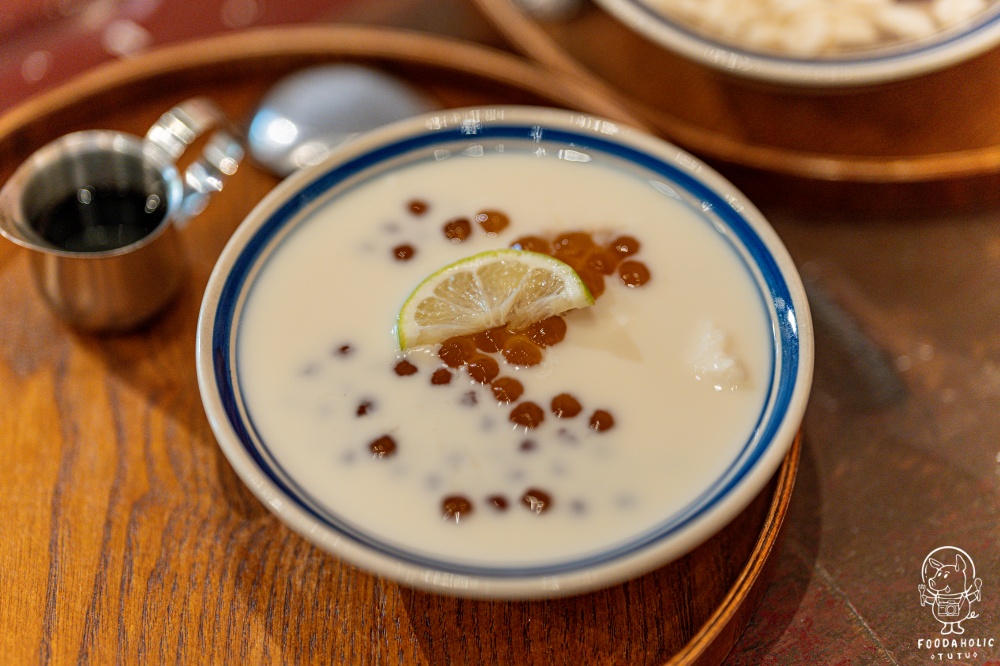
[918,546,983,635]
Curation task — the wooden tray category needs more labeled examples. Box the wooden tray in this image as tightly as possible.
[472,0,1000,210]
[0,26,798,665]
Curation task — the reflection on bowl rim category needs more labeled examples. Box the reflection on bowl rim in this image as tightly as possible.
[196,105,814,599]
[592,0,1000,86]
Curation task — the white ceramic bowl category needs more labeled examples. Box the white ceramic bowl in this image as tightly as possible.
[196,106,813,598]
[593,0,1000,86]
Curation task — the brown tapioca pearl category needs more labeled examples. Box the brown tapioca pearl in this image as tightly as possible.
[585,248,621,275]
[501,335,543,366]
[519,439,537,452]
[610,235,641,258]
[488,495,509,511]
[526,316,566,347]
[392,244,416,261]
[510,235,552,254]
[467,354,500,384]
[578,268,606,299]
[394,359,418,376]
[552,232,596,260]
[491,376,524,403]
[442,217,472,243]
[407,199,429,216]
[333,343,353,357]
[510,401,545,429]
[430,368,453,385]
[356,399,374,416]
[521,488,553,514]
[618,260,651,288]
[472,326,511,353]
[441,495,474,523]
[589,409,616,432]
[438,336,477,368]
[369,435,397,458]
[551,393,582,418]
[475,210,510,236]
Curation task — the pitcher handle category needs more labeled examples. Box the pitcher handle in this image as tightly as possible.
[145,97,244,225]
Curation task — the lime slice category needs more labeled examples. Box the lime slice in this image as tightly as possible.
[397,249,594,349]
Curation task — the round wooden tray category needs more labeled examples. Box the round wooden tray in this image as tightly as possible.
[0,26,798,665]
[472,0,1000,210]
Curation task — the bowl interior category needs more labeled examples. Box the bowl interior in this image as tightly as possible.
[197,107,813,596]
[592,0,1000,85]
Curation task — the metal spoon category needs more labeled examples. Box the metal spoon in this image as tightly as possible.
[248,64,437,177]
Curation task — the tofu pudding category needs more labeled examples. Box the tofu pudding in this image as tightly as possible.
[234,149,772,568]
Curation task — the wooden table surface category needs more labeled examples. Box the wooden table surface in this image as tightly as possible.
[3,1,1000,665]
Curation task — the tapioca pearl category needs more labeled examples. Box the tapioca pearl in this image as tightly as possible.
[472,326,510,353]
[874,3,937,39]
[488,495,509,511]
[577,268,605,299]
[552,232,596,260]
[510,235,552,254]
[610,235,640,259]
[443,217,472,243]
[491,376,524,403]
[333,343,353,357]
[520,488,553,514]
[526,315,566,347]
[501,335,543,366]
[467,354,500,384]
[439,336,477,367]
[431,368,453,385]
[475,209,510,236]
[356,399,374,416]
[519,438,538,452]
[510,401,545,429]
[407,199,429,216]
[425,473,443,490]
[589,409,615,432]
[614,493,637,510]
[393,244,416,261]
[369,435,397,458]
[618,260,651,288]
[441,495,474,523]
[394,359,418,376]
[551,393,582,418]
[557,428,578,445]
[585,248,620,275]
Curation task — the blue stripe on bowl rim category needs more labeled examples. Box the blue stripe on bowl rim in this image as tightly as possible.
[614,0,1000,66]
[209,122,801,578]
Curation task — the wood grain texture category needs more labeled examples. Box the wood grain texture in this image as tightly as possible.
[0,26,796,664]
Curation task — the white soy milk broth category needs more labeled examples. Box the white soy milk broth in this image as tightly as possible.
[237,149,772,566]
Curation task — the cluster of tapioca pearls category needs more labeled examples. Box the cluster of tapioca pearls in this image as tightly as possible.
[390,350,614,433]
[440,487,553,523]
[392,199,652,298]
